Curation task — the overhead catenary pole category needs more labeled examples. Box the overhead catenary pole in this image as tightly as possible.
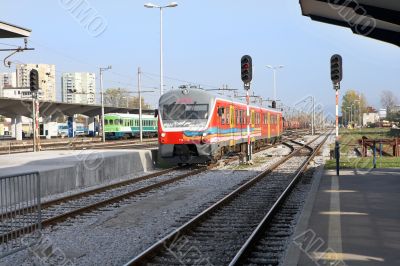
[311,96,315,135]
[138,67,143,143]
[100,69,105,142]
[100,66,111,142]
[266,65,284,102]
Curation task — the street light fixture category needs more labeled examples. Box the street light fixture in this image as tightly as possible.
[144,2,178,97]
[266,65,284,101]
[100,65,112,142]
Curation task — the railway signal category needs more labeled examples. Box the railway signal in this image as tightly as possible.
[241,55,253,163]
[29,69,39,92]
[330,54,342,85]
[330,54,343,176]
[241,55,252,86]
[29,69,40,152]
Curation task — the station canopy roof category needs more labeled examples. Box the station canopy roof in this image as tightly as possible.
[0,20,31,38]
[0,97,155,119]
[299,0,400,47]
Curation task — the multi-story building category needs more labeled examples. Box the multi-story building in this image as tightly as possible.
[16,64,56,101]
[61,72,96,104]
[0,72,17,97]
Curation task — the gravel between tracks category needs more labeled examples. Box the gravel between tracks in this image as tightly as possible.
[1,145,292,266]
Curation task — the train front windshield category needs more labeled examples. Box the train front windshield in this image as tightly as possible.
[161,103,209,128]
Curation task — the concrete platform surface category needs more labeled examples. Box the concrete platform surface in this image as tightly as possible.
[0,149,155,199]
[286,168,400,266]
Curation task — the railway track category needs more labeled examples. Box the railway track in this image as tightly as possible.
[0,135,294,244]
[0,166,203,243]
[0,138,158,154]
[123,131,330,265]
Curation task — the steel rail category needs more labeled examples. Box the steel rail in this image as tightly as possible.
[123,133,324,266]
[228,131,330,265]
[0,130,310,244]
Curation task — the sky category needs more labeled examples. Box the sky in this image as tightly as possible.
[1,0,399,116]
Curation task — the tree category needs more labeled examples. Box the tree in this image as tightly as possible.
[380,90,398,113]
[104,88,152,109]
[341,90,368,125]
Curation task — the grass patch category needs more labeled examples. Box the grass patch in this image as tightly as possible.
[329,128,395,157]
[325,157,400,169]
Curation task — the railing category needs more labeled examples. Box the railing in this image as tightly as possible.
[0,171,41,258]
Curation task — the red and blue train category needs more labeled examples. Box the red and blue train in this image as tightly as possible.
[157,87,284,164]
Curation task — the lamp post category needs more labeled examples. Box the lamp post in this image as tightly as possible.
[266,65,284,101]
[100,65,112,142]
[144,2,178,97]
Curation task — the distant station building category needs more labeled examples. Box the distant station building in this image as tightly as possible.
[389,105,400,114]
[62,72,96,105]
[363,112,380,126]
[378,108,387,119]
[16,63,56,101]
[0,72,17,97]
[2,86,42,99]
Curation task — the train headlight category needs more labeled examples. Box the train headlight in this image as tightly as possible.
[202,132,207,137]
[161,132,166,137]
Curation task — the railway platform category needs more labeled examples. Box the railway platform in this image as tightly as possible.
[0,149,156,199]
[285,167,400,266]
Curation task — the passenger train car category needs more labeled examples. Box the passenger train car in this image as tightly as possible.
[158,88,283,164]
[104,113,158,139]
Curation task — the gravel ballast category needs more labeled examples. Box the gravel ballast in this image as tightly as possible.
[1,145,292,266]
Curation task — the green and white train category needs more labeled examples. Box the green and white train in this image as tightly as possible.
[104,113,158,139]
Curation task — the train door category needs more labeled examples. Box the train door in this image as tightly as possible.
[251,110,255,141]
[277,114,280,136]
[217,106,224,143]
[229,105,235,147]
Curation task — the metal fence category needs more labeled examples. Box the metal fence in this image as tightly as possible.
[0,171,41,258]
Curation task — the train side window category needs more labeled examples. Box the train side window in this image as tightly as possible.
[218,107,225,124]
[110,120,114,125]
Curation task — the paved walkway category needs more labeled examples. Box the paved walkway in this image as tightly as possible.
[285,168,400,266]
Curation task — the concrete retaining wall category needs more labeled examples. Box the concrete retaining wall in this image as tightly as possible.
[0,149,156,201]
